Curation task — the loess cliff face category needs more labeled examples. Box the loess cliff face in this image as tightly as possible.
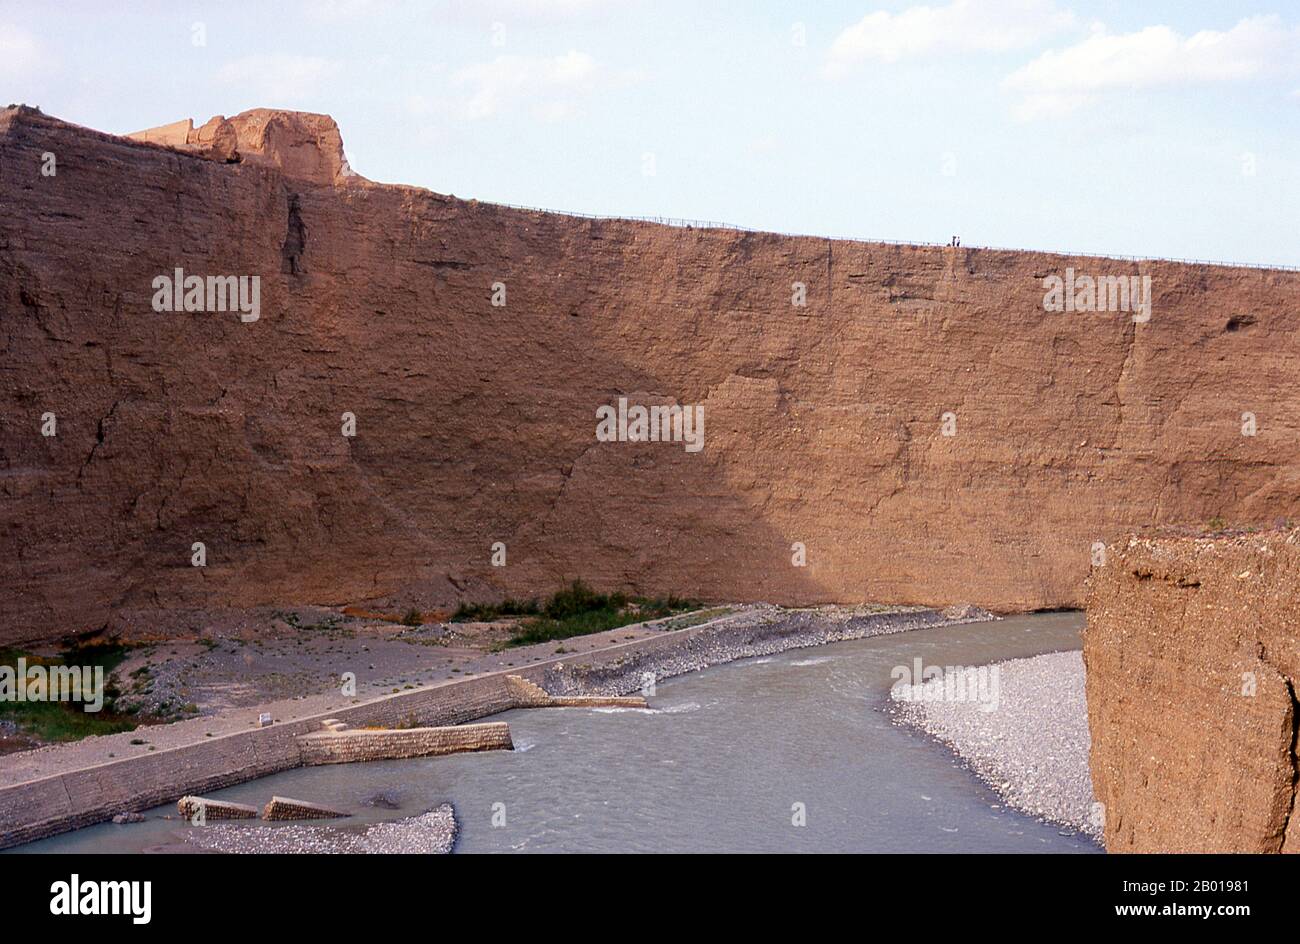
[3,106,1300,644]
[1085,531,1300,853]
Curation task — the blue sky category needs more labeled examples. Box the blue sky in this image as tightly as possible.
[3,0,1298,265]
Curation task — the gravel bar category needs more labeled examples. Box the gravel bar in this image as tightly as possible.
[182,803,459,854]
[890,649,1101,842]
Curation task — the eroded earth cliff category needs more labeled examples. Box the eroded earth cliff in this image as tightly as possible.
[3,106,1300,643]
[1086,530,1299,853]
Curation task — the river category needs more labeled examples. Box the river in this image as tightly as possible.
[9,611,1098,853]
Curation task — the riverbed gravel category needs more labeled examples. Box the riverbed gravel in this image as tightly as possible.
[890,649,1100,841]
[543,603,995,696]
[182,804,458,854]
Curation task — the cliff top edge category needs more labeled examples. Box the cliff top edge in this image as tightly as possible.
[3,104,1297,273]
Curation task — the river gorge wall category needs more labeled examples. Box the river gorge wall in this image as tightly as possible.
[1085,530,1300,853]
[3,106,1300,644]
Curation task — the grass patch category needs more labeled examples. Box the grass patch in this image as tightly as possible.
[468,581,702,648]
[0,643,140,744]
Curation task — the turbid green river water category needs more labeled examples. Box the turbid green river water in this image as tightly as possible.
[10,612,1099,853]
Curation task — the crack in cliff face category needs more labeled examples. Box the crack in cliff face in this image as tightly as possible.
[412,259,472,270]
[538,441,600,537]
[76,399,121,487]
[281,192,307,275]
[826,239,833,312]
[1278,674,1299,852]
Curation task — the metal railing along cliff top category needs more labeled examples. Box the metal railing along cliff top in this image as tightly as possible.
[483,199,1300,274]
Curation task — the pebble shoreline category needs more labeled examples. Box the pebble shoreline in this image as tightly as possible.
[545,603,996,696]
[890,649,1101,842]
[182,803,459,854]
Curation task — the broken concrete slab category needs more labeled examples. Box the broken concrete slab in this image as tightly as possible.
[262,796,348,821]
[176,796,260,822]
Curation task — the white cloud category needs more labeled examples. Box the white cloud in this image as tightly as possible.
[490,0,611,12]
[532,100,578,123]
[826,0,1074,75]
[1004,16,1300,120]
[447,0,617,20]
[452,50,609,120]
[302,0,392,20]
[0,22,45,77]
[215,55,341,101]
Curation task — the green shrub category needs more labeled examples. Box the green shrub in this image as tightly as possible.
[0,643,138,743]
[448,581,700,646]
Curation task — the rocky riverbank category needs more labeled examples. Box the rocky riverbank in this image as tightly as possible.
[541,603,995,696]
[891,649,1101,842]
[182,804,459,854]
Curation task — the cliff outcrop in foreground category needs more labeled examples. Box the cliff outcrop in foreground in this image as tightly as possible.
[3,106,1300,643]
[1086,530,1299,852]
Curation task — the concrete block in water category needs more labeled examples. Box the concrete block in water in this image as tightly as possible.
[176,796,259,821]
[262,796,348,821]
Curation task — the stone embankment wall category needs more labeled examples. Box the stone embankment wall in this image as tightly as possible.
[1085,530,1300,853]
[297,721,513,765]
[0,669,526,849]
[504,674,647,708]
[0,608,725,849]
[4,105,1300,643]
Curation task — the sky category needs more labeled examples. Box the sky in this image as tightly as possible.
[3,0,1298,266]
